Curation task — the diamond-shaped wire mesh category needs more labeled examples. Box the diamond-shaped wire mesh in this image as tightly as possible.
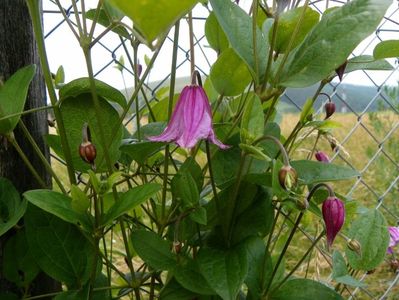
[43,0,399,298]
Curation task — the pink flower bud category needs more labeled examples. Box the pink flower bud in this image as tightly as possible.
[387,226,399,254]
[322,197,345,247]
[315,151,330,163]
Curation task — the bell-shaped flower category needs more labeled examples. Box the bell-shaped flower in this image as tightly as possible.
[322,196,345,247]
[387,226,399,254]
[148,72,229,150]
[315,151,330,163]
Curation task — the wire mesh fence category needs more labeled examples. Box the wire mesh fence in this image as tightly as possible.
[43,0,399,298]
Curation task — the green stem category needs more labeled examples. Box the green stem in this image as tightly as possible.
[270,231,325,294]
[206,141,221,215]
[226,153,247,245]
[160,21,180,223]
[18,121,66,193]
[133,42,141,141]
[0,105,55,122]
[262,14,279,90]
[83,48,114,173]
[264,212,303,296]
[272,0,310,85]
[26,0,76,184]
[252,0,260,85]
[7,134,47,188]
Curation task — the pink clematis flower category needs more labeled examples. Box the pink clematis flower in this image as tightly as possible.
[322,196,345,247]
[387,226,399,254]
[315,151,330,163]
[148,72,229,150]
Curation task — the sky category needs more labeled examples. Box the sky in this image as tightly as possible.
[42,0,399,92]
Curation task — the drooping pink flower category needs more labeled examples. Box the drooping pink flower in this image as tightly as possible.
[322,197,345,247]
[315,151,330,163]
[148,82,229,150]
[387,226,399,254]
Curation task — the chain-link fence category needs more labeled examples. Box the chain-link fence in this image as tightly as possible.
[43,0,399,298]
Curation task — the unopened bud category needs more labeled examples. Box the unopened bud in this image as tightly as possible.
[335,60,348,82]
[315,151,330,163]
[347,239,361,256]
[136,62,142,78]
[79,123,96,165]
[278,165,298,190]
[79,141,97,164]
[325,101,336,119]
[296,198,309,210]
[172,241,182,254]
[390,259,399,273]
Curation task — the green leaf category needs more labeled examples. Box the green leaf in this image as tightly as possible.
[120,141,165,164]
[189,207,207,225]
[332,251,366,287]
[210,48,252,96]
[241,94,264,143]
[107,0,197,45]
[86,8,130,39]
[198,246,248,300]
[291,160,359,185]
[55,65,65,87]
[25,205,95,288]
[299,98,314,124]
[373,40,399,59]
[3,230,40,287]
[279,0,391,87]
[58,93,123,172]
[0,65,35,134]
[160,278,199,300]
[345,55,393,73]
[210,0,268,82]
[172,171,200,209]
[346,209,389,271]
[272,6,319,54]
[175,258,215,295]
[205,12,229,54]
[59,77,126,109]
[70,185,90,214]
[271,278,343,300]
[212,145,241,188]
[0,178,27,237]
[244,237,272,298]
[102,183,161,226]
[23,189,87,226]
[231,187,274,245]
[131,230,176,270]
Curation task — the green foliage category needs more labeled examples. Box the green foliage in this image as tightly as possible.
[373,40,399,59]
[107,0,198,45]
[332,251,366,287]
[25,205,95,288]
[0,178,27,237]
[346,209,390,271]
[210,0,268,82]
[205,12,229,54]
[0,65,35,134]
[279,0,391,87]
[271,6,319,55]
[210,48,252,96]
[271,279,343,300]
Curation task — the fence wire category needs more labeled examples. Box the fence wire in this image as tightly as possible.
[43,0,399,299]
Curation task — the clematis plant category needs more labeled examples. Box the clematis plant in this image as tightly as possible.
[148,71,229,149]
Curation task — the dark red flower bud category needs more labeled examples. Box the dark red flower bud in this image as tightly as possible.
[315,151,330,163]
[136,63,142,78]
[278,165,298,190]
[79,141,97,164]
[390,259,399,273]
[172,241,182,254]
[335,60,348,82]
[325,101,336,119]
[79,123,96,165]
[322,196,345,247]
